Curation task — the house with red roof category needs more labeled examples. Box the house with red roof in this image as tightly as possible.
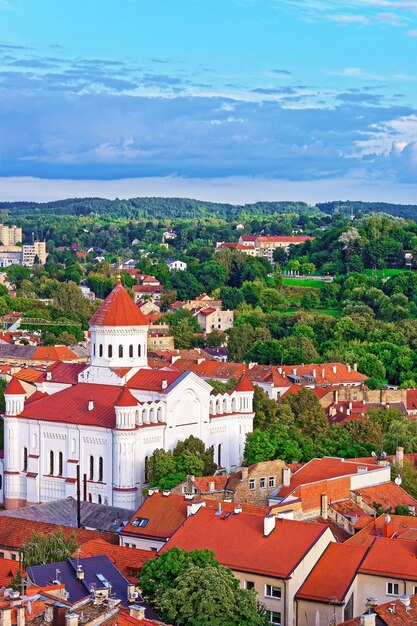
[2,282,255,510]
[120,491,268,552]
[267,457,391,522]
[297,515,417,624]
[160,504,334,626]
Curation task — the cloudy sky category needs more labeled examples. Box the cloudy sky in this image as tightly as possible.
[2,0,417,203]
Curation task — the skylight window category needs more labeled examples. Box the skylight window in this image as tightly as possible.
[132,517,149,528]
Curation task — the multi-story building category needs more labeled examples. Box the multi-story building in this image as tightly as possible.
[1,281,254,510]
[0,241,47,267]
[0,224,22,246]
[22,241,48,265]
[161,504,335,626]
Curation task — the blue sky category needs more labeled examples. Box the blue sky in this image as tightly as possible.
[2,0,417,203]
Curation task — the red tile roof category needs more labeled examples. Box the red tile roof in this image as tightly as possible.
[32,346,80,361]
[161,507,330,578]
[278,457,382,498]
[132,285,163,293]
[296,543,367,603]
[347,514,417,546]
[90,283,149,327]
[5,377,26,395]
[25,390,48,404]
[35,362,87,384]
[234,373,254,392]
[407,388,417,411]
[192,475,230,492]
[127,369,183,392]
[115,387,138,407]
[122,493,268,541]
[354,482,417,512]
[257,235,314,243]
[121,493,191,541]
[0,516,117,550]
[359,537,417,579]
[78,539,155,583]
[0,558,21,587]
[14,367,44,383]
[20,383,123,427]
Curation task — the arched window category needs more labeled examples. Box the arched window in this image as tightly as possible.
[89,455,94,481]
[49,451,54,475]
[23,447,28,472]
[98,457,103,482]
[98,494,102,505]
[88,493,92,503]
[58,451,63,476]
[119,345,123,358]
[129,344,133,358]
[138,344,141,357]
[144,456,149,483]
[99,344,103,357]
[108,344,113,358]
[0,475,3,490]
[93,343,96,356]
[217,443,222,468]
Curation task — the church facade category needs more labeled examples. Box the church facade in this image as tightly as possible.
[2,282,255,509]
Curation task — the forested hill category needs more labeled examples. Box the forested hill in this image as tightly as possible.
[317,200,417,221]
[2,197,417,221]
[0,197,316,220]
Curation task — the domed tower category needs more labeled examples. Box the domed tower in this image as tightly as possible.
[89,280,149,369]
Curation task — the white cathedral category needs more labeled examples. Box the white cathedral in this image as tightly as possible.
[2,281,254,509]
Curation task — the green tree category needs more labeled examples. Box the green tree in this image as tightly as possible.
[285,388,328,437]
[173,435,216,475]
[160,563,268,626]
[21,528,79,568]
[141,548,220,607]
[220,286,245,310]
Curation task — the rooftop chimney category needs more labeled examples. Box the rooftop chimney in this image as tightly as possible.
[400,595,411,609]
[396,446,404,469]
[162,489,171,497]
[383,514,395,538]
[16,606,24,626]
[347,364,351,373]
[76,565,84,580]
[46,371,52,381]
[208,481,215,492]
[264,514,276,537]
[333,365,337,374]
[360,615,376,626]
[292,368,297,375]
[241,467,248,481]
[88,400,94,411]
[282,467,291,487]
[161,379,168,390]
[0,608,12,626]
[129,606,146,622]
[187,500,205,517]
[65,614,78,626]
[234,505,242,515]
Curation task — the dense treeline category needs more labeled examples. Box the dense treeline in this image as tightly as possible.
[0,197,316,220]
[317,200,417,221]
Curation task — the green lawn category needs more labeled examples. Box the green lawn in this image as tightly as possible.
[282,278,325,288]
[362,268,410,278]
[280,307,342,318]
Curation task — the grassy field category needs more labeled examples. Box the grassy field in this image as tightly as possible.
[282,278,325,288]
[362,268,409,278]
[280,308,342,318]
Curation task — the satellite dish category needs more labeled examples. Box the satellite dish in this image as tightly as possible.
[371,451,376,458]
[385,514,391,524]
[395,476,402,486]
[382,451,387,458]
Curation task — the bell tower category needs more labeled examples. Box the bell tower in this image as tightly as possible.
[89,280,149,369]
